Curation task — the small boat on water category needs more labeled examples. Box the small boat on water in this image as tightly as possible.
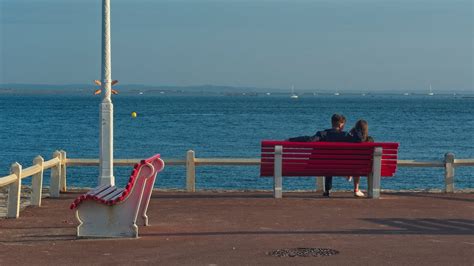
[334,92,340,96]
[290,85,298,99]
[428,84,434,96]
[403,92,410,96]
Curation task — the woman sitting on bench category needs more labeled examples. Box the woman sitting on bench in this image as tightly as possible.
[348,119,374,197]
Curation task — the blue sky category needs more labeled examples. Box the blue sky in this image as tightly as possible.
[0,0,472,91]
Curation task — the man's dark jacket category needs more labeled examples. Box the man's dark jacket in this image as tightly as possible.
[288,128,355,143]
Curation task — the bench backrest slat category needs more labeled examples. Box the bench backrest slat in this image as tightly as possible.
[260,140,399,177]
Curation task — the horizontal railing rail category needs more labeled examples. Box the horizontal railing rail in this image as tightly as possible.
[0,173,17,187]
[397,160,446,167]
[21,165,42,179]
[43,157,61,170]
[66,158,187,166]
[1,149,473,219]
[453,159,474,166]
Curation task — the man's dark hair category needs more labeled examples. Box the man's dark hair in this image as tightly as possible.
[331,114,346,128]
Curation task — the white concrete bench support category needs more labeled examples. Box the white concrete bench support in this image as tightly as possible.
[368,147,383,199]
[316,176,324,192]
[137,158,164,226]
[273,145,283,199]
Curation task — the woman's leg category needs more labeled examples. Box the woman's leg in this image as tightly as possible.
[353,176,360,191]
[353,176,365,197]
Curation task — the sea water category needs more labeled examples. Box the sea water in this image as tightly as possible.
[0,94,472,191]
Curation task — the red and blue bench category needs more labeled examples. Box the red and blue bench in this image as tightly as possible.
[260,141,399,198]
[70,154,165,238]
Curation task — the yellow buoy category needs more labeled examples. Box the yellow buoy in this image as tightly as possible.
[131,112,137,118]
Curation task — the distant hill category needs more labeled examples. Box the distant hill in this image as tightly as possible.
[1,83,472,95]
[0,83,274,95]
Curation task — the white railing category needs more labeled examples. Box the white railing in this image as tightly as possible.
[0,150,66,218]
[1,150,473,219]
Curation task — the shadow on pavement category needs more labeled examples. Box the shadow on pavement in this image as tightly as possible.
[143,218,474,237]
[383,192,474,203]
[1,218,472,244]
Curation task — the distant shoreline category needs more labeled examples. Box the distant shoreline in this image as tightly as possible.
[1,83,473,96]
[1,89,473,97]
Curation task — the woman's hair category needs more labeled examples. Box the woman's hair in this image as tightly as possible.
[351,119,369,142]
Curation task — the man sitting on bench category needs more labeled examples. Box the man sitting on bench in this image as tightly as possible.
[288,113,353,197]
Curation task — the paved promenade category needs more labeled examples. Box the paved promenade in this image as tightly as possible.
[1,191,473,265]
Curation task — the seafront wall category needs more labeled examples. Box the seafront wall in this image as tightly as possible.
[0,150,473,218]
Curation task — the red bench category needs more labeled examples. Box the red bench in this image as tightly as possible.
[260,141,399,198]
[71,154,165,238]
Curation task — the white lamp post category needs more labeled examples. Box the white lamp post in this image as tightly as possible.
[98,0,114,186]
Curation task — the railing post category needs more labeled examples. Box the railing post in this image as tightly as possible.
[60,150,67,192]
[368,147,382,199]
[186,150,196,192]
[50,150,62,198]
[31,156,44,206]
[7,163,22,218]
[316,176,324,192]
[444,153,455,193]
[273,145,283,199]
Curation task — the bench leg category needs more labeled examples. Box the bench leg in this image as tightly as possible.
[274,174,282,199]
[368,173,381,199]
[367,174,373,197]
[316,176,324,193]
[273,145,283,198]
[368,147,383,199]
